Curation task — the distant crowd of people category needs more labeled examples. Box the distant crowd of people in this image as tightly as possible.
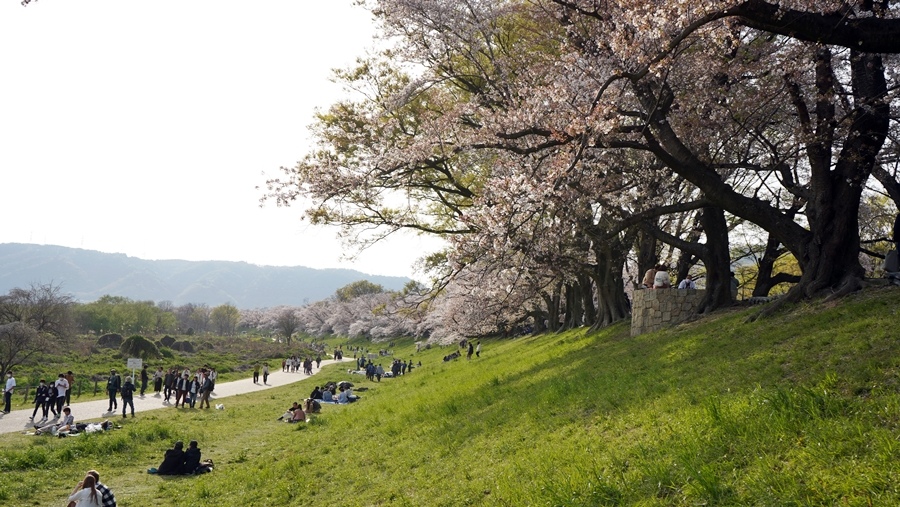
[281,355,322,376]
[33,342,432,505]
[356,357,416,381]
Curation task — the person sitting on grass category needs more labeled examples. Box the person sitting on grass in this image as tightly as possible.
[336,386,359,404]
[66,473,101,507]
[321,388,334,403]
[305,398,321,414]
[277,402,300,421]
[66,470,115,507]
[289,405,306,423]
[35,406,73,435]
[155,441,185,475]
[180,440,202,475]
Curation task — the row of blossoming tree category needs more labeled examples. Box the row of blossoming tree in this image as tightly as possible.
[263,0,900,335]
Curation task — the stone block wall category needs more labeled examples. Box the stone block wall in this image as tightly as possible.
[630,289,706,336]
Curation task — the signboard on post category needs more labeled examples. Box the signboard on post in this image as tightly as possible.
[127,358,142,382]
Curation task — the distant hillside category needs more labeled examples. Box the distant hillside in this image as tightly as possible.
[0,243,410,307]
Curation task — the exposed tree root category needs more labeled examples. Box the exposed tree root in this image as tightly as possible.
[745,283,806,322]
[822,275,863,303]
[746,274,865,322]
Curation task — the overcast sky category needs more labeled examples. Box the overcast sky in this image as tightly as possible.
[0,0,440,279]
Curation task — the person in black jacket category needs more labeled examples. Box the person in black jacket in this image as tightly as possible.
[121,376,135,418]
[106,369,121,412]
[157,441,185,475]
[140,365,149,396]
[180,440,201,475]
[30,379,51,422]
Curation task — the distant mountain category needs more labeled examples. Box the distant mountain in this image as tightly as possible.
[0,243,410,308]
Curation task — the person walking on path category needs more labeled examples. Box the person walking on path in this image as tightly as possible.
[65,371,75,405]
[253,364,260,384]
[30,379,51,422]
[121,376,135,418]
[153,367,163,395]
[262,364,270,385]
[197,372,212,409]
[105,370,121,412]
[4,370,15,414]
[53,373,69,417]
[139,366,149,396]
[476,341,481,358]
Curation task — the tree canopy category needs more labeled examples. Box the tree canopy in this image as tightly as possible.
[263,0,900,331]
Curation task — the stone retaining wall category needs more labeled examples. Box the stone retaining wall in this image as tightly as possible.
[631,289,706,336]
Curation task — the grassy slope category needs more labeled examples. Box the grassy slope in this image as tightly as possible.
[3,288,900,506]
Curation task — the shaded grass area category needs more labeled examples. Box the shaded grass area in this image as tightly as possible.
[4,288,900,505]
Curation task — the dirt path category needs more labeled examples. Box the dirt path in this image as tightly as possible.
[0,358,350,435]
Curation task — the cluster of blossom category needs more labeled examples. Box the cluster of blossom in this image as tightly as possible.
[262,0,900,335]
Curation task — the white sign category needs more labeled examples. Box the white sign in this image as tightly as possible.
[127,358,143,370]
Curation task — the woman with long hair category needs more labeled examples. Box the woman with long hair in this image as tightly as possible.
[67,474,101,507]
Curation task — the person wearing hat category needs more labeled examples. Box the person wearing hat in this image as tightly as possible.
[121,375,135,418]
[106,369,121,413]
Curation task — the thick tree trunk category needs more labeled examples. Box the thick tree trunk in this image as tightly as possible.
[632,47,887,316]
[635,228,658,287]
[541,282,563,332]
[578,274,597,327]
[755,51,888,317]
[698,206,733,311]
[589,234,632,327]
[563,283,584,328]
[751,233,802,297]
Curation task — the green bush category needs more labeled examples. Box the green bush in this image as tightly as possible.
[120,335,161,360]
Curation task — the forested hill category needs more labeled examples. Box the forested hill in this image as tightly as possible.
[0,243,409,307]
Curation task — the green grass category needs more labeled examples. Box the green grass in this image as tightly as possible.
[5,288,900,505]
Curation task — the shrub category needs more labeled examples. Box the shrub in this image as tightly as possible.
[172,341,195,353]
[120,335,161,360]
[97,333,123,349]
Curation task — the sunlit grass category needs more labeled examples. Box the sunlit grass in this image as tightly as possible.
[5,288,900,505]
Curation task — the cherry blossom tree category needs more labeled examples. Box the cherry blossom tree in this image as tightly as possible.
[376,0,897,311]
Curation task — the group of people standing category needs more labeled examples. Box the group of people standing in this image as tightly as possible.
[153,366,216,409]
[29,372,73,423]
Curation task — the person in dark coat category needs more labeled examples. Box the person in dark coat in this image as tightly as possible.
[157,441,185,475]
[180,440,201,475]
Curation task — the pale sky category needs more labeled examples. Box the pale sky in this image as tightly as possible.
[0,0,441,279]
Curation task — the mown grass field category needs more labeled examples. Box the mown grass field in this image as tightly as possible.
[3,288,900,506]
